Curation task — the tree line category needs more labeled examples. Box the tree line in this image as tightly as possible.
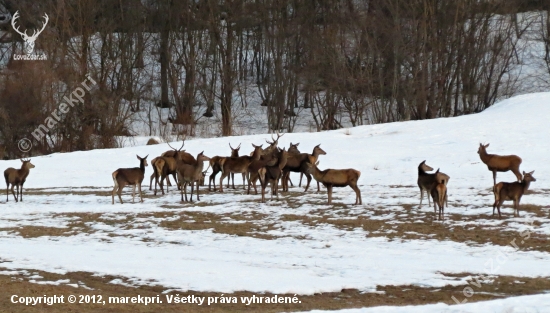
[0,0,549,159]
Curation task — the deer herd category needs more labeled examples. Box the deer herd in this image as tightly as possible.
[2,137,537,220]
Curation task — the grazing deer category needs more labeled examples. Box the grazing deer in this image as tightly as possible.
[209,143,241,191]
[282,144,326,192]
[219,144,263,192]
[4,159,35,202]
[112,155,148,204]
[303,161,362,205]
[493,171,536,218]
[258,148,289,202]
[417,161,450,208]
[431,179,447,220]
[176,152,211,202]
[478,143,522,186]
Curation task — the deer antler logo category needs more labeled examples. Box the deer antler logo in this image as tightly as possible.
[11,11,49,55]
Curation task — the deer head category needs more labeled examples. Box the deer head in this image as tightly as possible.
[11,11,49,54]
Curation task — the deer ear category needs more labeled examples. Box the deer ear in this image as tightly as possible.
[421,160,425,164]
[530,170,535,174]
[485,143,490,148]
[136,155,140,160]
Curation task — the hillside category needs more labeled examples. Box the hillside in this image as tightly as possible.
[0,92,549,312]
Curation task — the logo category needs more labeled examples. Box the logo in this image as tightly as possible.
[11,11,48,60]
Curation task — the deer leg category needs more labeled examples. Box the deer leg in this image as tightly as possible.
[19,183,23,202]
[138,184,143,202]
[351,185,361,205]
[166,175,172,187]
[327,185,333,205]
[419,188,423,208]
[112,186,117,205]
[304,173,312,192]
[513,169,522,183]
[514,199,518,217]
[6,183,8,202]
[493,171,497,187]
[131,184,136,203]
[299,172,303,187]
[11,185,17,202]
[149,173,154,191]
[117,186,124,204]
[196,181,200,201]
[219,172,229,193]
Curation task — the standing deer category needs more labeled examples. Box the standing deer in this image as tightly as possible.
[4,159,35,202]
[287,142,301,187]
[417,161,450,208]
[208,143,241,191]
[219,144,263,192]
[431,179,447,220]
[176,152,211,202]
[282,144,326,192]
[257,148,289,202]
[478,143,522,186]
[303,161,362,205]
[112,155,148,204]
[493,171,536,218]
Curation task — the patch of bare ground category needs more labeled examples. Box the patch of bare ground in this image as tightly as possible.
[1,269,549,313]
[1,211,279,240]
[282,204,550,253]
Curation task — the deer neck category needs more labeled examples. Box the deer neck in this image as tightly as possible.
[19,166,30,179]
[479,149,492,164]
[278,155,288,170]
[309,165,324,181]
[418,166,426,176]
[522,180,532,194]
[139,160,146,173]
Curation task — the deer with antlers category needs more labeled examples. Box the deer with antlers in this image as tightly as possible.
[478,143,522,186]
[303,159,362,205]
[219,144,263,192]
[4,158,35,202]
[112,155,148,204]
[176,152,211,202]
[151,142,198,195]
[11,11,49,55]
[493,171,536,218]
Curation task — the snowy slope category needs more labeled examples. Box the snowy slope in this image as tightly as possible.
[0,92,549,311]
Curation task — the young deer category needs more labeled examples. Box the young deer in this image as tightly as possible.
[4,159,35,202]
[176,152,211,202]
[303,161,362,205]
[478,143,522,186]
[112,155,148,204]
[430,179,447,220]
[493,171,536,218]
[219,144,263,192]
[417,161,450,208]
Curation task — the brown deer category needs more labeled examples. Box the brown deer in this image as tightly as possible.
[219,144,263,192]
[153,142,198,195]
[257,148,289,202]
[282,144,326,192]
[286,142,301,187]
[417,161,450,208]
[493,171,536,218]
[431,179,447,220]
[4,159,35,202]
[112,155,148,204]
[208,143,241,191]
[176,152,211,202]
[478,143,522,186]
[303,161,362,205]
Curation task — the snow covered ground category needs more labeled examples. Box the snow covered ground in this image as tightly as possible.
[1,92,549,311]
